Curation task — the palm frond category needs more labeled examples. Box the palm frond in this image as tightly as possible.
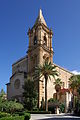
[34,61,58,83]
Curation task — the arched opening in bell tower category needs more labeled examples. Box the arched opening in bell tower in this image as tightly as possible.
[44,36,47,46]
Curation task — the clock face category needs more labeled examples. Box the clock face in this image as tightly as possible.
[14,79,20,89]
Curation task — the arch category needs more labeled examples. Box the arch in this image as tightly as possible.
[34,36,37,45]
[44,36,47,46]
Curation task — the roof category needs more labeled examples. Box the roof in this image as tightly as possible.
[12,55,28,66]
[10,71,27,80]
[53,63,73,75]
[34,9,47,27]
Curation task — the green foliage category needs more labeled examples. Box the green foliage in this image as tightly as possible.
[69,75,80,91]
[69,75,80,113]
[48,98,61,113]
[35,61,58,80]
[74,99,80,114]
[0,112,11,118]
[54,78,62,86]
[0,100,24,113]
[23,78,38,111]
[77,87,80,95]
[12,112,30,120]
[0,89,5,103]
[8,101,24,113]
[48,98,59,106]
[48,101,64,114]
[14,111,24,116]
[0,89,8,112]
[59,103,65,113]
[24,113,31,120]
[48,98,57,103]
[0,89,5,97]
[48,98,56,113]
[35,61,58,111]
[28,111,51,114]
[0,111,30,120]
[0,116,24,120]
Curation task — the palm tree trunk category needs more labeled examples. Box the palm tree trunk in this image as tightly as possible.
[45,75,48,111]
[73,90,75,110]
[56,92,58,100]
[56,91,59,114]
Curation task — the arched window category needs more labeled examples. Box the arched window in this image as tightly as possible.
[44,36,47,46]
[34,36,37,45]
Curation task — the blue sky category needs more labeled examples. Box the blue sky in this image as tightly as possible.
[0,0,80,92]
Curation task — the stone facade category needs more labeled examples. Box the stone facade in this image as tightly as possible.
[6,56,28,101]
[7,9,73,108]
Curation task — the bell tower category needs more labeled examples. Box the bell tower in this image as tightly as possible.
[27,9,54,107]
[27,9,53,76]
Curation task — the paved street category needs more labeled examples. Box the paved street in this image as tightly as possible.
[30,114,80,120]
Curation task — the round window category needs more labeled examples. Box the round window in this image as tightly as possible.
[14,79,20,89]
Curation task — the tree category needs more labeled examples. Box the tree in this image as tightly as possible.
[0,89,6,111]
[35,61,58,111]
[0,89,5,102]
[54,78,62,100]
[23,78,38,110]
[69,75,80,110]
[54,78,62,114]
[0,89,5,97]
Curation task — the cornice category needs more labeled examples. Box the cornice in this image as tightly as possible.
[27,44,54,55]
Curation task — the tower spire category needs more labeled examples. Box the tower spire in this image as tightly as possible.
[35,9,47,26]
[39,9,42,19]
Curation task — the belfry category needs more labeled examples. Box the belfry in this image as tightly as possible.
[27,9,53,76]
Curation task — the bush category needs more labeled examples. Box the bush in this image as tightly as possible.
[24,113,31,120]
[0,116,24,120]
[0,111,31,120]
[14,111,30,117]
[48,105,55,114]
[0,100,24,113]
[12,113,19,116]
[74,100,80,115]
[0,112,11,118]
[48,98,60,107]
[8,101,24,113]
[27,111,51,114]
[14,111,25,116]
[59,103,65,113]
[12,112,31,120]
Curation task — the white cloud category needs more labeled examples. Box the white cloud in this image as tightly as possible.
[71,70,80,75]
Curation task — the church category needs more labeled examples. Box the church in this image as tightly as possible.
[6,9,73,109]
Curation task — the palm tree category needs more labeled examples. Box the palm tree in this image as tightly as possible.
[35,61,58,111]
[54,78,62,100]
[54,78,62,114]
[69,75,79,110]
